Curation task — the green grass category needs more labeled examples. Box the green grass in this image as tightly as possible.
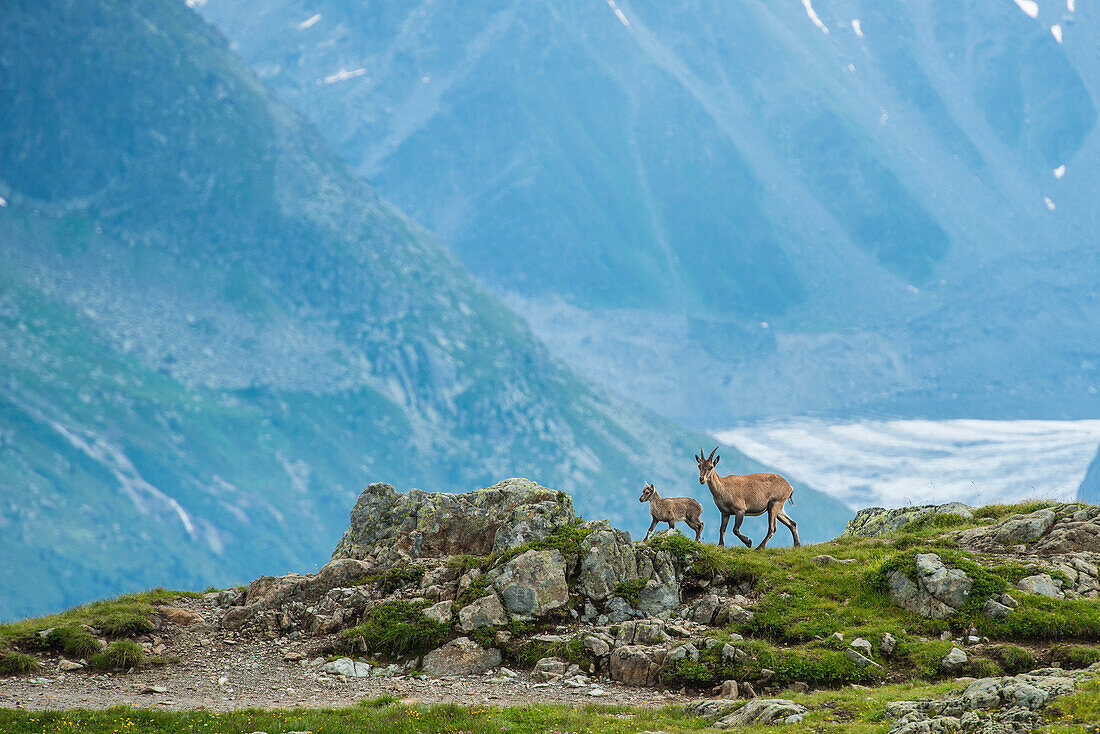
[990,643,1037,673]
[1051,644,1100,669]
[44,626,102,658]
[89,639,145,671]
[513,635,591,669]
[356,565,427,595]
[0,590,200,649]
[0,651,42,675]
[614,579,647,605]
[971,501,1060,521]
[341,601,450,660]
[1044,680,1100,733]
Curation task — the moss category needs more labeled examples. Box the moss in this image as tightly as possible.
[1051,644,1100,669]
[991,644,1037,673]
[614,580,647,606]
[341,601,449,660]
[89,639,144,671]
[0,651,42,675]
[45,626,102,658]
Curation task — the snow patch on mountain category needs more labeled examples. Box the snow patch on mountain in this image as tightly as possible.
[715,419,1100,510]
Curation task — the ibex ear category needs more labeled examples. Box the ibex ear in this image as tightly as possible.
[694,454,700,462]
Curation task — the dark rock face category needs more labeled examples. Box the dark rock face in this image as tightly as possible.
[331,479,575,563]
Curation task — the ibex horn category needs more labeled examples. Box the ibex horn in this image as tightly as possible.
[708,446,719,463]
[699,446,705,462]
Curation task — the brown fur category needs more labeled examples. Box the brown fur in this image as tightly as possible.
[695,446,800,549]
[639,482,704,541]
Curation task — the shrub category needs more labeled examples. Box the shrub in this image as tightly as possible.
[614,580,646,605]
[514,636,590,669]
[0,652,42,675]
[342,601,449,660]
[45,626,101,658]
[89,639,145,671]
[991,644,1036,674]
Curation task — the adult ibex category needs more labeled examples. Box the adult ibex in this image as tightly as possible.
[695,446,800,549]
[638,482,704,541]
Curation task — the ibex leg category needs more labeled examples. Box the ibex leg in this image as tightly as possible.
[643,517,659,541]
[718,513,730,547]
[732,511,752,547]
[777,509,800,547]
[756,503,778,549]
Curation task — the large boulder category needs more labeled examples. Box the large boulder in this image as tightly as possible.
[886,553,973,619]
[421,637,501,676]
[609,645,667,687]
[331,479,574,563]
[458,594,507,631]
[715,699,808,727]
[489,549,569,619]
[576,525,640,601]
[843,503,973,537]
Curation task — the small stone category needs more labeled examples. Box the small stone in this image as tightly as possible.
[940,647,968,672]
[423,600,454,624]
[58,660,84,672]
[983,597,1012,620]
[1017,574,1063,599]
[322,658,372,677]
[283,651,305,662]
[717,679,739,699]
[844,648,882,669]
[140,685,168,694]
[1000,593,1018,608]
[850,638,873,657]
[880,633,897,656]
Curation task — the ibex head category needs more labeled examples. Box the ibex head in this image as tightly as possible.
[695,446,720,484]
[639,482,656,503]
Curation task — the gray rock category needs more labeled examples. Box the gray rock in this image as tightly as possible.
[983,597,1012,620]
[609,645,666,687]
[604,595,636,623]
[636,579,680,618]
[1017,574,1064,599]
[58,659,84,672]
[880,633,897,656]
[616,619,670,645]
[224,558,373,628]
[886,554,972,619]
[683,699,742,721]
[844,648,882,669]
[331,479,575,562]
[576,526,639,601]
[991,509,1058,545]
[583,634,611,657]
[322,658,372,677]
[716,679,739,699]
[721,643,747,665]
[666,643,699,663]
[421,637,501,676]
[812,554,856,565]
[423,600,454,624]
[458,594,507,631]
[850,638,873,657]
[489,549,569,619]
[1000,592,1018,608]
[940,647,968,672]
[714,699,808,727]
[531,657,580,682]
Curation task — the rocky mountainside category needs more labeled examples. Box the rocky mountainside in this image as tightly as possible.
[198,0,1100,424]
[4,484,1100,733]
[0,0,849,620]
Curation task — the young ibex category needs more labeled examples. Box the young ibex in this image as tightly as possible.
[639,482,704,541]
[695,447,800,549]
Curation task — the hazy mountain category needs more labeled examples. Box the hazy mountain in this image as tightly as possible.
[198,0,1100,425]
[0,0,850,620]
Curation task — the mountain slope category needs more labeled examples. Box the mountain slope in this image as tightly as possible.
[0,0,849,620]
[199,0,1100,424]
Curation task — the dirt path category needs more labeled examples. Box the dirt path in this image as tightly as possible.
[0,598,690,712]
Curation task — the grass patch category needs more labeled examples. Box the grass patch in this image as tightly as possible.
[0,651,42,675]
[89,639,145,671]
[898,513,971,534]
[341,601,449,660]
[990,644,1037,673]
[45,626,103,658]
[972,501,1059,521]
[455,577,491,609]
[0,589,200,648]
[1044,679,1100,733]
[359,694,400,708]
[1051,644,1100,669]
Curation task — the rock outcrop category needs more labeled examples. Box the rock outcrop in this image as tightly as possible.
[331,479,575,563]
[884,665,1100,733]
[489,549,569,619]
[954,504,1100,556]
[844,503,973,537]
[421,637,502,676]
